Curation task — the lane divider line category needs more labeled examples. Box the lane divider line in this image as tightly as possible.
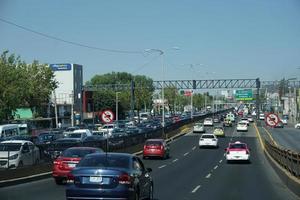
[184,152,190,156]
[254,123,265,150]
[158,165,167,169]
[219,160,223,163]
[205,173,212,179]
[262,127,278,146]
[172,159,178,163]
[192,146,196,150]
[191,185,201,193]
[214,165,218,170]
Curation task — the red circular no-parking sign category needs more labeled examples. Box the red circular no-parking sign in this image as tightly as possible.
[101,110,115,124]
[265,113,279,127]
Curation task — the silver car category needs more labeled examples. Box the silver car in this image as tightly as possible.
[193,123,205,133]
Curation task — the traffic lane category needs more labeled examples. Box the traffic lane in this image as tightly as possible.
[0,177,65,200]
[265,126,300,152]
[148,135,232,200]
[186,136,299,200]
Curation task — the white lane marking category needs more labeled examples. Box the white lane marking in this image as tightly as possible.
[214,165,218,170]
[192,146,196,150]
[223,153,226,156]
[191,185,201,193]
[219,160,223,163]
[184,152,190,156]
[158,165,167,169]
[172,158,178,163]
[206,173,212,179]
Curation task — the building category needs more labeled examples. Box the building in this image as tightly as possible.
[49,63,83,127]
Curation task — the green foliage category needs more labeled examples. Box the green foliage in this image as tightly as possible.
[0,51,57,122]
[88,72,154,118]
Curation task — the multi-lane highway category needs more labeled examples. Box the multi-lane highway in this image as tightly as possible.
[0,123,299,200]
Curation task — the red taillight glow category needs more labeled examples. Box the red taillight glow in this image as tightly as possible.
[53,160,61,165]
[67,173,75,183]
[118,174,131,185]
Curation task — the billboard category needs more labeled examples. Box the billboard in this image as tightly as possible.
[235,89,253,101]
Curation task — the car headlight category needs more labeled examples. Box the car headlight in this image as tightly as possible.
[9,154,19,160]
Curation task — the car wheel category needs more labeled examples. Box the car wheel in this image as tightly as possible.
[147,183,154,200]
[55,178,64,185]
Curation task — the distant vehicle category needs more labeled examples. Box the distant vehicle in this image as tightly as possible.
[295,123,300,129]
[247,115,254,122]
[213,118,220,123]
[65,153,153,200]
[0,124,21,140]
[199,134,218,148]
[213,126,225,137]
[203,118,213,126]
[225,141,251,163]
[226,113,235,122]
[52,147,103,185]
[223,118,232,127]
[240,118,250,126]
[236,122,248,132]
[275,121,284,128]
[36,133,61,145]
[0,140,40,168]
[193,123,205,133]
[281,118,288,125]
[259,113,265,120]
[143,139,169,159]
[100,124,116,136]
[63,126,80,137]
[66,129,92,141]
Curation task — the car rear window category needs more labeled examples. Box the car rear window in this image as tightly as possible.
[201,135,215,139]
[145,141,162,146]
[229,143,246,149]
[78,154,130,169]
[62,148,101,158]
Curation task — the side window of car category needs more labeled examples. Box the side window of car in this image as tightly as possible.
[22,143,29,153]
[136,157,145,171]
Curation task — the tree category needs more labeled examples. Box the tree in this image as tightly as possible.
[0,51,57,122]
[164,86,178,114]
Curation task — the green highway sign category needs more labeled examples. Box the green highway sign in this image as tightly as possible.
[235,89,253,100]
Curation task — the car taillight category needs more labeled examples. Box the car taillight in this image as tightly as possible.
[118,174,131,185]
[53,160,61,165]
[161,145,164,150]
[67,173,75,184]
[144,145,147,150]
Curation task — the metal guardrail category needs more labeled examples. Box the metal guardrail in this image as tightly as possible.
[264,139,300,178]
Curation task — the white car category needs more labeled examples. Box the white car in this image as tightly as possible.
[67,129,93,141]
[240,118,250,126]
[281,119,288,125]
[295,123,300,129]
[0,140,40,168]
[203,118,213,126]
[193,123,205,133]
[259,113,265,120]
[225,141,250,163]
[247,116,254,122]
[236,122,248,132]
[199,134,218,148]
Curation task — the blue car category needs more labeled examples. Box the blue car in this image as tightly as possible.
[66,153,153,200]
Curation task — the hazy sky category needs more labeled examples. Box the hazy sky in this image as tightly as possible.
[1,0,300,83]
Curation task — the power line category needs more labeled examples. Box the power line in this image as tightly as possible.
[0,17,143,55]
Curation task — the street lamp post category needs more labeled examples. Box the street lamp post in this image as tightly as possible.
[116,92,121,122]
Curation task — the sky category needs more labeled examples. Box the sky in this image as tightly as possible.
[0,0,300,83]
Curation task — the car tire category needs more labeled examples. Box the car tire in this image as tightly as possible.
[146,183,154,200]
[55,178,64,185]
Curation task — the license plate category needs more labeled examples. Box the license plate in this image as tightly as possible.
[90,176,102,183]
[68,163,76,168]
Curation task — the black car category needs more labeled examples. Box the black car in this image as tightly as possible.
[275,121,284,128]
[66,153,153,200]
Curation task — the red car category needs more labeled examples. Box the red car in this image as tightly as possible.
[52,147,103,184]
[143,139,170,159]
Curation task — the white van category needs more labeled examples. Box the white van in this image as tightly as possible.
[0,124,21,140]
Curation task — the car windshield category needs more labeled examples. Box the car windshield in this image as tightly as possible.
[230,143,246,149]
[78,154,130,169]
[239,123,247,126]
[62,148,101,158]
[0,143,22,151]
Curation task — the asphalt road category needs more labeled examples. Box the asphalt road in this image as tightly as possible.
[261,124,300,152]
[0,123,299,200]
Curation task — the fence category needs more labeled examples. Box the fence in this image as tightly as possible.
[264,139,300,178]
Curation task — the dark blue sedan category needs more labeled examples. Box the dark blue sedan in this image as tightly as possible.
[66,153,153,200]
